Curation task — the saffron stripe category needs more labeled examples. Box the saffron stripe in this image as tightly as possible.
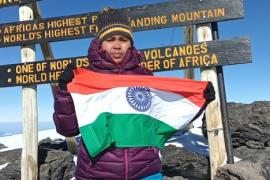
[68,68,208,107]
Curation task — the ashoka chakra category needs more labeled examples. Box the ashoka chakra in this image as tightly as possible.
[126,87,152,112]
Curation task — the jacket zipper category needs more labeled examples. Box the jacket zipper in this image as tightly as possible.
[124,148,128,180]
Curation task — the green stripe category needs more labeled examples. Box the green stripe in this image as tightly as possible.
[80,112,177,157]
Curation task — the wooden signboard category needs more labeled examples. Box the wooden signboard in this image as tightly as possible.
[0,0,39,8]
[0,37,251,87]
[0,0,244,47]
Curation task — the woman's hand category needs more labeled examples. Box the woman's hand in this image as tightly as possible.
[58,63,76,90]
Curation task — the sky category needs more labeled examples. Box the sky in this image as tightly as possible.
[0,0,269,123]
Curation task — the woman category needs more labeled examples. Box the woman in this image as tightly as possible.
[53,8,162,180]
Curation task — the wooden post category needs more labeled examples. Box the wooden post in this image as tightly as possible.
[31,2,78,154]
[211,22,234,164]
[66,137,78,154]
[32,2,57,97]
[196,24,227,179]
[184,25,195,130]
[184,25,195,79]
[19,4,38,180]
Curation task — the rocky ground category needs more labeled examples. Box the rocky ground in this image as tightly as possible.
[0,101,270,180]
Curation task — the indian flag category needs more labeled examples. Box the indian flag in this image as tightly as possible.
[67,68,209,157]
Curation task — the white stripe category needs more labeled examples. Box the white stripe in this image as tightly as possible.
[71,87,201,129]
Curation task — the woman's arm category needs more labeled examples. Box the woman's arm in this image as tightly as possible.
[53,86,80,137]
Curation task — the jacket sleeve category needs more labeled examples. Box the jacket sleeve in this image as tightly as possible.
[53,86,80,137]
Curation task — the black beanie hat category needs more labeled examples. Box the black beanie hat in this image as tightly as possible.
[97,7,133,44]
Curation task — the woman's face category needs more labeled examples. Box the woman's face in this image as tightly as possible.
[101,35,131,64]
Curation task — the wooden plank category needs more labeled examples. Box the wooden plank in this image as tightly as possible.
[0,0,244,47]
[140,37,251,71]
[0,0,40,8]
[0,37,251,87]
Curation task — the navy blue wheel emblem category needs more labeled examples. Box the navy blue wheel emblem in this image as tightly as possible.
[126,87,152,112]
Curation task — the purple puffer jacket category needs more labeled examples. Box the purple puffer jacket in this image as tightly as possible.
[53,38,162,179]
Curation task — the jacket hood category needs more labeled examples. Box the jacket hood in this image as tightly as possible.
[87,38,151,75]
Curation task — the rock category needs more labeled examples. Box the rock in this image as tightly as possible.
[39,150,75,180]
[0,138,75,180]
[0,143,7,150]
[38,138,75,180]
[211,101,270,180]
[0,149,21,164]
[228,101,270,149]
[161,145,210,180]
[233,146,270,163]
[214,160,270,180]
[0,160,21,180]
[38,137,67,151]
[0,149,22,179]
[246,140,264,149]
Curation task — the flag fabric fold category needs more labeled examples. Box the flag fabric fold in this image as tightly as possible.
[67,68,209,157]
